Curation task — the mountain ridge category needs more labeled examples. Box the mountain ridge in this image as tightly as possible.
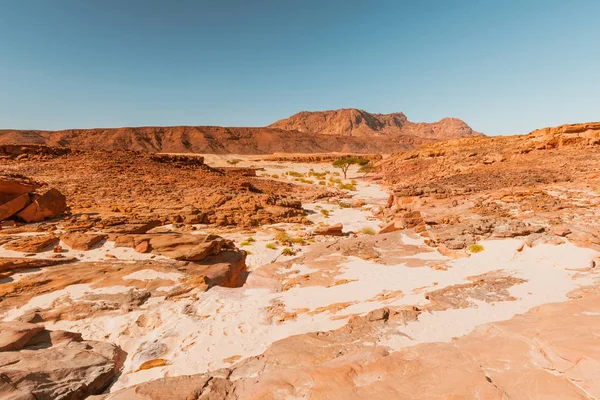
[0,108,482,154]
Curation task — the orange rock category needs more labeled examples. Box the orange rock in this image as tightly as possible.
[17,188,66,222]
[0,193,30,221]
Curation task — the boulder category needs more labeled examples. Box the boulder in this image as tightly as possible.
[0,323,121,400]
[378,220,404,234]
[61,233,107,251]
[0,322,45,352]
[0,193,30,221]
[3,234,59,253]
[0,175,40,197]
[115,233,231,261]
[400,210,424,229]
[17,188,67,222]
[314,223,344,236]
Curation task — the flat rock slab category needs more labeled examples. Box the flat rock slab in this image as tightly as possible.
[0,256,77,273]
[3,235,59,253]
[61,233,106,250]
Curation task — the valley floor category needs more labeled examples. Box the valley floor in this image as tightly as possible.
[1,150,600,399]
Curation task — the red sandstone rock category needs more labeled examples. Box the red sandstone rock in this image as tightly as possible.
[61,233,106,250]
[314,223,344,236]
[17,188,67,222]
[0,193,30,221]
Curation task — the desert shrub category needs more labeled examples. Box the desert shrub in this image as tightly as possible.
[339,202,351,208]
[246,236,256,242]
[320,209,330,218]
[338,183,356,191]
[240,241,252,247]
[281,247,297,256]
[293,237,306,244]
[271,174,279,178]
[361,227,376,235]
[265,243,278,250]
[318,180,326,185]
[274,231,292,245]
[227,159,242,165]
[287,171,303,178]
[309,171,327,179]
[299,178,314,184]
[468,244,484,253]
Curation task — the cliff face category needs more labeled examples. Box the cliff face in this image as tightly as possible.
[268,108,483,140]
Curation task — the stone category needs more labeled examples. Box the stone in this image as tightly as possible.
[0,193,30,221]
[314,223,343,236]
[0,175,40,197]
[135,240,151,253]
[3,234,59,253]
[17,188,67,222]
[553,226,571,237]
[378,220,404,234]
[0,324,121,400]
[61,233,107,251]
[0,321,45,352]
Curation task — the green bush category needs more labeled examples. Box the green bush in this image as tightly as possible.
[320,209,330,218]
[265,243,278,250]
[287,171,304,178]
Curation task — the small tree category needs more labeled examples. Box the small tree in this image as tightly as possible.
[332,157,369,179]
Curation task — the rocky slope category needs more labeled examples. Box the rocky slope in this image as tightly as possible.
[269,108,483,139]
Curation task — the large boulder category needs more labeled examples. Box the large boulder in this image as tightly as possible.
[17,188,67,222]
[0,323,121,400]
[0,193,30,221]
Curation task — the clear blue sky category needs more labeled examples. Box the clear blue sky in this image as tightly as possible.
[1,0,598,135]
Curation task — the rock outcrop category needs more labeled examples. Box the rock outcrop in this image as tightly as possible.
[269,108,483,139]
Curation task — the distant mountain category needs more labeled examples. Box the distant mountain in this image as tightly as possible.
[0,126,434,154]
[0,109,482,154]
[269,108,483,140]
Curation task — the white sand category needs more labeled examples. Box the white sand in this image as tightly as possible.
[122,269,182,282]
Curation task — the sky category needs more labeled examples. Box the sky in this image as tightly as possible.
[0,0,598,136]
